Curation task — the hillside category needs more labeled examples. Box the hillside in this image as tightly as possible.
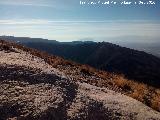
[1,36,159,88]
[21,41,160,88]
[0,40,160,120]
[0,41,160,120]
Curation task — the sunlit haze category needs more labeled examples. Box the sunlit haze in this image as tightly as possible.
[0,0,160,42]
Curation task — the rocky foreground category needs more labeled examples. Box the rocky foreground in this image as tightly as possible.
[0,42,160,120]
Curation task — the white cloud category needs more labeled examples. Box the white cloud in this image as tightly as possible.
[0,0,54,7]
[0,19,160,41]
[0,0,77,9]
[0,19,52,25]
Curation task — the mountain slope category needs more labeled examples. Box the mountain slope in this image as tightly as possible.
[0,40,160,119]
[2,36,160,88]
[83,42,160,88]
[21,41,160,88]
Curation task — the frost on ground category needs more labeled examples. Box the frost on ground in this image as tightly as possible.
[0,48,66,79]
[0,81,63,119]
[0,44,160,120]
[68,82,160,120]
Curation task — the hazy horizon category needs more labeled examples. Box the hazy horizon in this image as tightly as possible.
[0,0,160,43]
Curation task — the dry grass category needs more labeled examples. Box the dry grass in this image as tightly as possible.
[151,90,160,111]
[113,77,160,111]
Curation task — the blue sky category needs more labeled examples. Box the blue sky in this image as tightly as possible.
[0,0,160,42]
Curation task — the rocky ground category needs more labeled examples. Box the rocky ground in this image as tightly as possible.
[0,42,160,120]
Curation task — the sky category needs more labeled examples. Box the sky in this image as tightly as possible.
[0,0,160,42]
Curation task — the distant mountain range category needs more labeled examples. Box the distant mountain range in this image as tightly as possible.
[0,36,160,88]
[118,42,160,58]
